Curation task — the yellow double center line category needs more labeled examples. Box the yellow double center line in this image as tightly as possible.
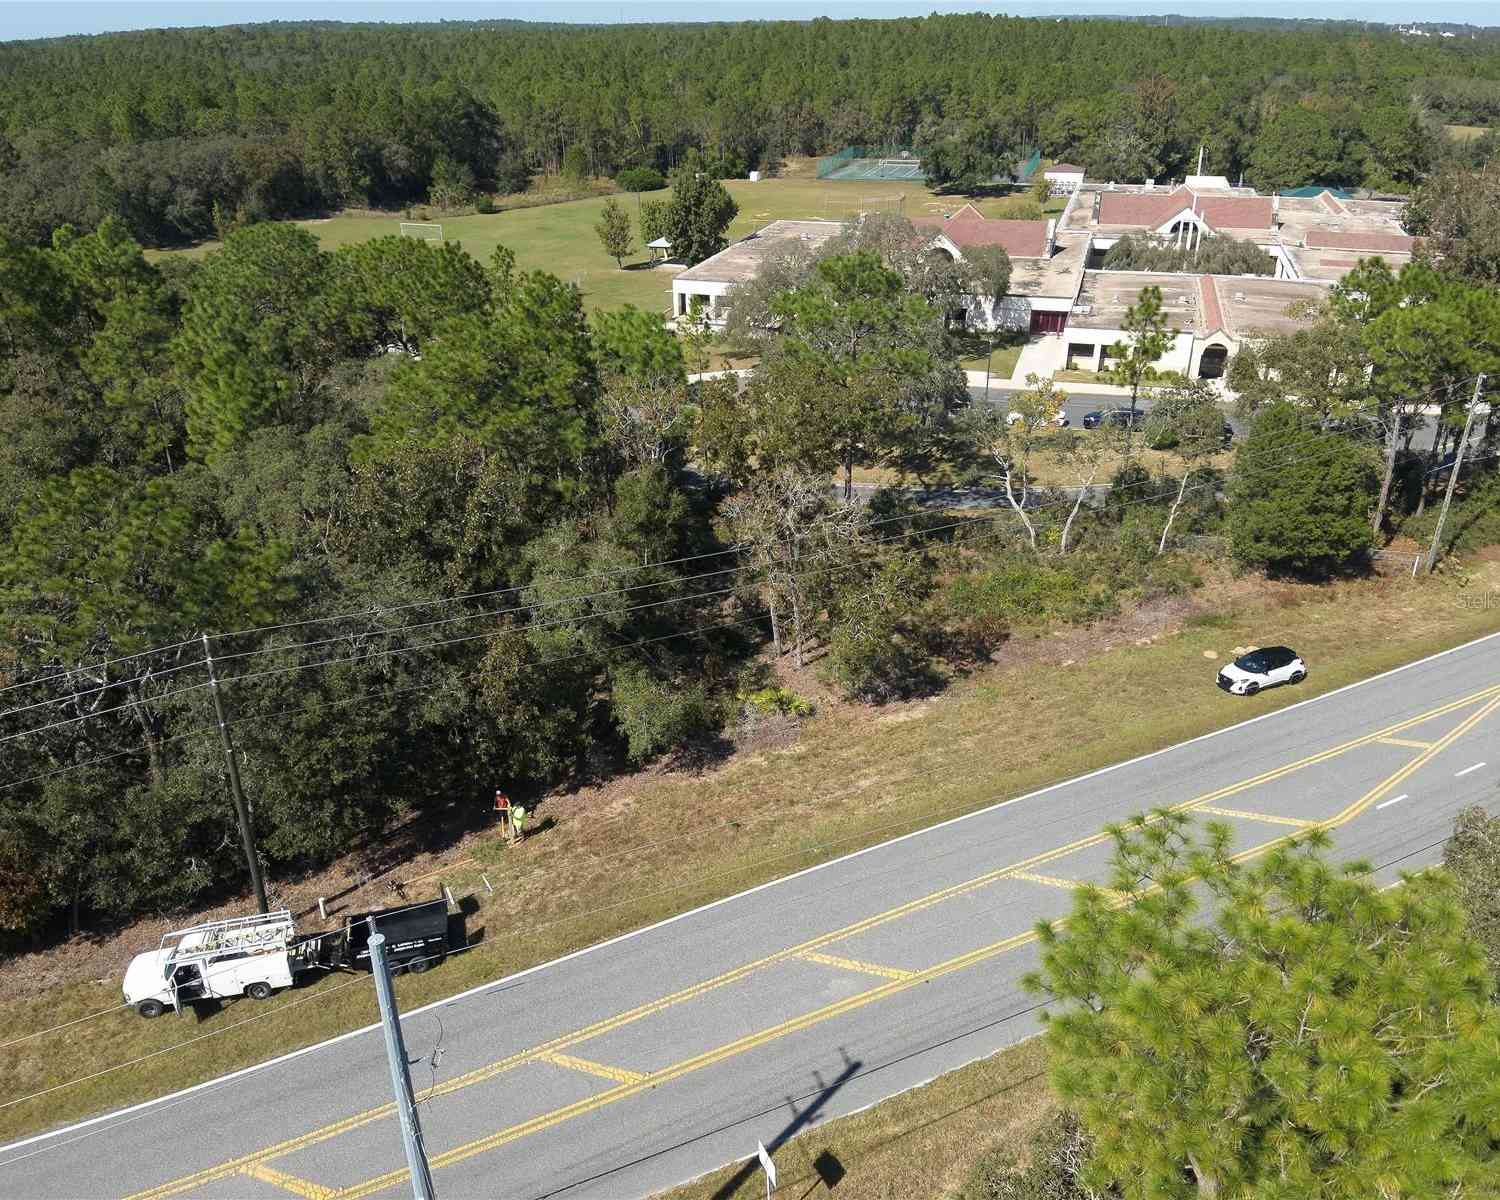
[126,684,1500,1200]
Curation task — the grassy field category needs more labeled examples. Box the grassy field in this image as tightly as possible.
[658,1037,1054,1200]
[150,177,1060,315]
[1444,124,1492,142]
[5,555,1500,1144]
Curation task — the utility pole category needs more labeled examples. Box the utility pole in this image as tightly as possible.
[201,632,268,914]
[370,921,437,1200]
[1426,373,1486,574]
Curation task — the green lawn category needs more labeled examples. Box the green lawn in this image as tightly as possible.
[150,178,1052,316]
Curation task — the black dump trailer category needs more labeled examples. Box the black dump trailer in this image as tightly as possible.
[287,896,455,976]
[343,898,450,974]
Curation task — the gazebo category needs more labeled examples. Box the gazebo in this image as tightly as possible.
[646,236,673,263]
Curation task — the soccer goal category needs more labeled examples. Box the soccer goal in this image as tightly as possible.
[399,222,443,242]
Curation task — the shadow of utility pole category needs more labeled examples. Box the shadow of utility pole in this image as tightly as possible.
[711,1050,860,1199]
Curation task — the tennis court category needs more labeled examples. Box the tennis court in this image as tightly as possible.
[817,146,927,182]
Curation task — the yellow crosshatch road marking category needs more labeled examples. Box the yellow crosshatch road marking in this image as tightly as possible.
[1195,805,1316,828]
[1009,871,1126,902]
[798,950,915,980]
[241,1162,337,1200]
[124,684,1500,1200]
[1379,737,1434,749]
[535,1051,647,1085]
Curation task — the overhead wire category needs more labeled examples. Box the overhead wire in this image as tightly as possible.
[2,420,1489,749]
[0,794,1471,1118]
[0,367,1484,712]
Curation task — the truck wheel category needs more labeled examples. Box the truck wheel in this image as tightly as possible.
[136,999,165,1019]
[245,981,274,1000]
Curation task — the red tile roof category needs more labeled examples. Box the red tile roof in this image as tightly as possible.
[1199,275,1225,335]
[1197,194,1274,231]
[1096,187,1273,233]
[1096,187,1192,228]
[911,210,1050,258]
[1305,228,1416,253]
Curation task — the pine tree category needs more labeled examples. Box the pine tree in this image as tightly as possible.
[1027,811,1500,1199]
[663,154,738,265]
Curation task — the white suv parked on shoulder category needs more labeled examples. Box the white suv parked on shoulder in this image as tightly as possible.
[1216,646,1306,696]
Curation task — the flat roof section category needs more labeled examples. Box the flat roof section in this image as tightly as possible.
[1215,278,1329,338]
[1070,272,1204,333]
[673,220,844,285]
[1008,235,1087,300]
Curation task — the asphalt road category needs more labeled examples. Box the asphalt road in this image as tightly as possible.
[5,633,1499,1200]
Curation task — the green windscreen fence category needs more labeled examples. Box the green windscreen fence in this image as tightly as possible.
[816,147,860,179]
[1014,148,1041,183]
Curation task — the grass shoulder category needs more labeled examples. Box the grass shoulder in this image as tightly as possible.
[5,560,1499,1143]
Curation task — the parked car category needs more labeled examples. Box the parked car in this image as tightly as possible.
[1216,646,1306,695]
[1006,408,1069,427]
[1082,408,1147,430]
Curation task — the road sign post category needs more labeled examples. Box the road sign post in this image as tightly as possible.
[756,1140,776,1198]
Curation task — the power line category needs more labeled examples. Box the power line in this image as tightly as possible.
[0,801,1465,1119]
[4,428,1493,758]
[0,415,1405,734]
[0,373,1481,712]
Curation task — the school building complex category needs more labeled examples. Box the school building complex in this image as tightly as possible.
[670,168,1417,386]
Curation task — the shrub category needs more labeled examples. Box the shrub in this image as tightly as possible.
[738,686,813,718]
[475,196,496,214]
[494,152,532,195]
[609,665,715,762]
[1229,401,1377,575]
[615,166,666,192]
[822,623,931,702]
[946,558,1118,627]
[1444,804,1500,997]
[561,144,589,182]
[956,1111,1102,1200]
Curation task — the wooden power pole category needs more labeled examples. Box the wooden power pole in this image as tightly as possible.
[201,632,268,913]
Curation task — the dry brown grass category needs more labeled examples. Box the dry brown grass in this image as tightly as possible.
[4,560,1499,1142]
[656,1038,1054,1200]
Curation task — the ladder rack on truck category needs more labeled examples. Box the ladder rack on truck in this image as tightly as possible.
[124,900,455,1017]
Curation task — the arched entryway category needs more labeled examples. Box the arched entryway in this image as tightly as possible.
[1198,344,1229,379]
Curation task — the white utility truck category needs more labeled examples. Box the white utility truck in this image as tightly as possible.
[123,898,452,1017]
[123,910,308,1018]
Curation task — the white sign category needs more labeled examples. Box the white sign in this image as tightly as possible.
[756,1140,777,1187]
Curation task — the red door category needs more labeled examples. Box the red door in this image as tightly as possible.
[1029,309,1067,335]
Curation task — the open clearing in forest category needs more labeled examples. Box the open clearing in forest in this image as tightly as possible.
[148,176,1061,315]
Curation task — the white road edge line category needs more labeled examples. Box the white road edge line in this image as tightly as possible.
[5,624,1500,1160]
[1455,762,1487,778]
[1375,794,1410,811]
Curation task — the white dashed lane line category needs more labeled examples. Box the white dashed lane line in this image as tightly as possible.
[1375,793,1410,811]
[1455,762,1487,778]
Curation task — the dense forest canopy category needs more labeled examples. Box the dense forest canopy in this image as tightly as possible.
[2,15,1499,244]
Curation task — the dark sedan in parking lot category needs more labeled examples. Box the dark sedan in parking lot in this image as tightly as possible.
[1081,408,1147,430]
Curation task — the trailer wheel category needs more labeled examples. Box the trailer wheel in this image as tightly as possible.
[136,999,165,1019]
[407,956,433,974]
[245,981,274,1000]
